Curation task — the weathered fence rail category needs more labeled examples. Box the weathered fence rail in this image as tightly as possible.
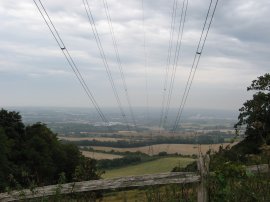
[0,172,200,202]
[0,162,268,202]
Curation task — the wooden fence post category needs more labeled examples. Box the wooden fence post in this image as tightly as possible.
[197,154,210,202]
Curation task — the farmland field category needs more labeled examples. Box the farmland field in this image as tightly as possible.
[92,143,236,156]
[103,157,194,179]
[81,151,122,160]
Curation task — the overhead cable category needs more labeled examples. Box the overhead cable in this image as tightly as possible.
[102,0,137,129]
[83,0,130,131]
[142,0,154,155]
[172,0,219,133]
[141,0,150,125]
[33,0,109,126]
[161,0,189,129]
[159,0,179,132]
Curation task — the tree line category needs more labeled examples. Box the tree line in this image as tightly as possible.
[68,133,227,148]
[48,122,146,134]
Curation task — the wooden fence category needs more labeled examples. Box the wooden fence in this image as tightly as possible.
[0,156,268,202]
[0,172,199,202]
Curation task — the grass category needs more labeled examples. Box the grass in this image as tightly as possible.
[103,157,194,179]
[101,184,197,202]
[101,189,146,202]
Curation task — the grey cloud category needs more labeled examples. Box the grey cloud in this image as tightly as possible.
[0,0,269,110]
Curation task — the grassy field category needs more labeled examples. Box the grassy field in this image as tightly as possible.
[81,151,122,160]
[92,143,236,156]
[103,157,194,179]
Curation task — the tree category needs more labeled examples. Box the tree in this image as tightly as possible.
[234,73,270,153]
[0,109,25,139]
[0,128,10,190]
[74,157,102,181]
[0,109,101,191]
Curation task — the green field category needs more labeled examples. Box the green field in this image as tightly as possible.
[103,157,194,179]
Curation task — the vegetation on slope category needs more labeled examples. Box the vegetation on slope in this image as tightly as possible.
[173,73,270,201]
[233,73,270,154]
[0,109,102,192]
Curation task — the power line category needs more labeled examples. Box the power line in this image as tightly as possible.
[159,0,179,132]
[83,0,130,131]
[172,0,219,133]
[102,0,137,129]
[141,0,150,125]
[161,0,189,130]
[33,0,109,127]
[142,0,154,155]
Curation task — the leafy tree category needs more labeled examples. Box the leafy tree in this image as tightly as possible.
[0,128,10,190]
[59,143,81,181]
[74,157,102,181]
[234,73,270,153]
[0,109,102,191]
[0,109,25,144]
[24,123,61,184]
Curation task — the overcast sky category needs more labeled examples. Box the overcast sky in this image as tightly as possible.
[0,0,269,114]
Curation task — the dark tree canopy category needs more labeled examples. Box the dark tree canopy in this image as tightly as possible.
[234,73,270,153]
[0,109,101,191]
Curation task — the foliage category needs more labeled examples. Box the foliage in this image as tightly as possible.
[234,73,270,153]
[0,109,101,192]
[172,161,197,172]
[97,152,152,170]
[0,128,9,189]
[208,161,270,201]
[158,151,168,156]
[74,156,103,181]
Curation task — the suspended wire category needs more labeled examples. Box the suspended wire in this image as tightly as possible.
[141,0,153,156]
[102,0,137,129]
[35,0,218,143]
[172,0,219,133]
[142,0,150,125]
[83,0,130,131]
[163,0,188,129]
[159,0,178,132]
[161,0,189,129]
[33,0,109,127]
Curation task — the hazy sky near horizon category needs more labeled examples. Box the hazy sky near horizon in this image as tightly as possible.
[0,0,269,114]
